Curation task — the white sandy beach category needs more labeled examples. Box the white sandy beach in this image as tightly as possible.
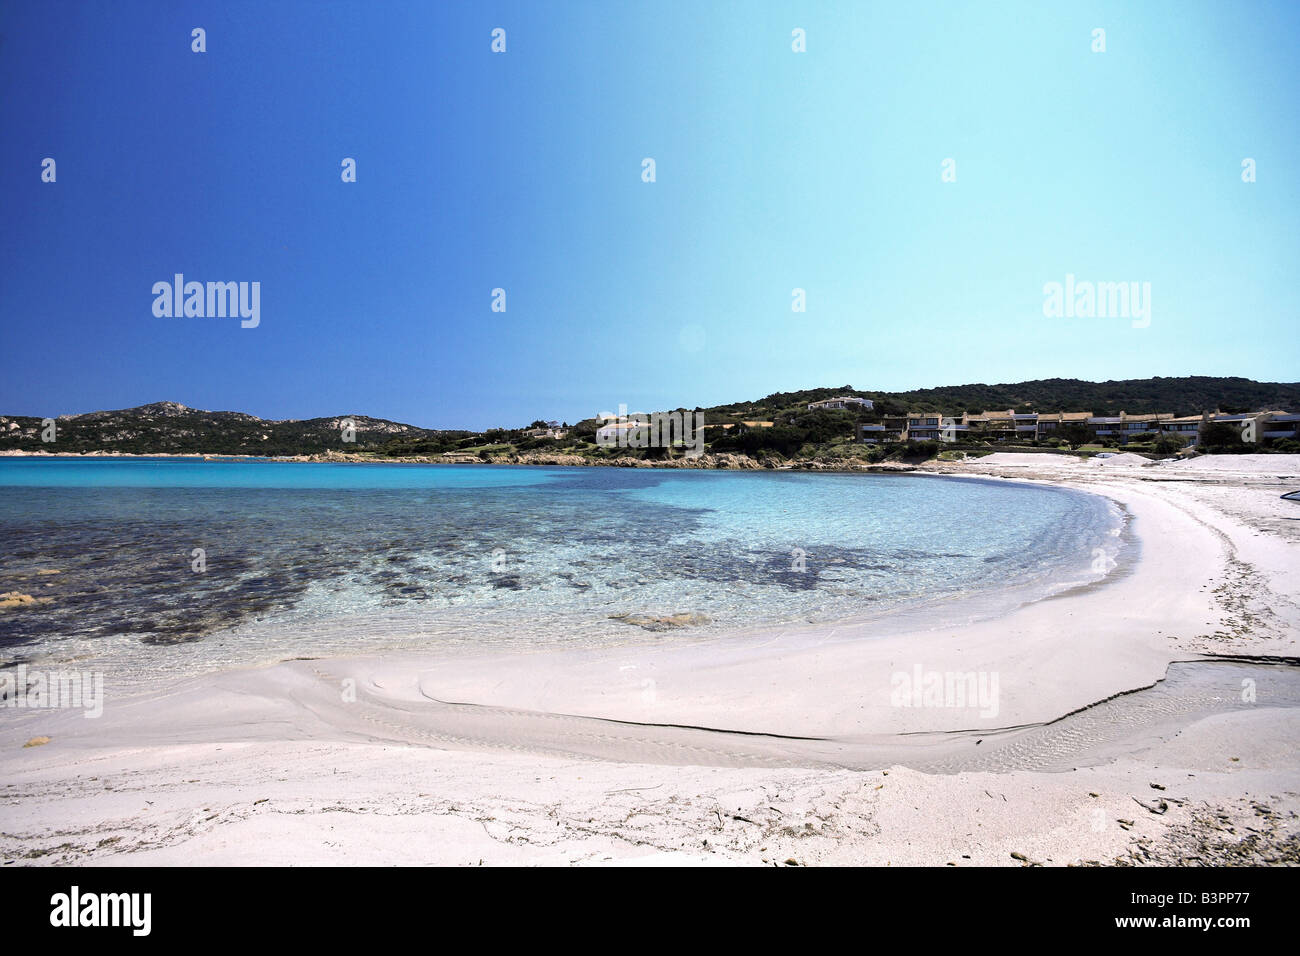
[2,454,1298,866]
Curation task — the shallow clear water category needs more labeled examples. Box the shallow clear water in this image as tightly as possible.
[0,459,1122,681]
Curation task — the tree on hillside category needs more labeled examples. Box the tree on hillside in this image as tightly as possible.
[1199,422,1244,451]
[1153,433,1188,455]
[1057,424,1093,449]
[791,408,857,443]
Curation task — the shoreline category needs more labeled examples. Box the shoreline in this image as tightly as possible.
[0,467,1124,696]
[4,443,1299,471]
[249,468,1227,739]
[0,446,1110,471]
[5,445,1300,482]
[1,455,1297,865]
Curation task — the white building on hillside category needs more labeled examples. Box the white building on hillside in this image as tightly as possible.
[595,420,645,444]
[807,396,873,411]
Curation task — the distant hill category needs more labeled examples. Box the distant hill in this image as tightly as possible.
[3,378,1296,456]
[0,402,437,455]
[704,377,1300,420]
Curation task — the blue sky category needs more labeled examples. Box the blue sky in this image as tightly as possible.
[1,1,1296,429]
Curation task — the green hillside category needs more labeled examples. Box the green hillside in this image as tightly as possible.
[2,377,1295,457]
[708,377,1300,420]
[0,402,439,455]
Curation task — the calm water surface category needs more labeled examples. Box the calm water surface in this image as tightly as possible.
[0,459,1123,681]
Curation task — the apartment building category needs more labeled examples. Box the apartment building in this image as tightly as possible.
[856,407,1298,446]
[1195,410,1298,446]
[904,414,943,440]
[1033,411,1093,436]
[963,409,1015,439]
[858,416,907,443]
[1261,413,1300,441]
[1083,412,1174,441]
[1161,415,1203,441]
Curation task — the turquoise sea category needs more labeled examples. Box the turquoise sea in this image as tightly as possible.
[0,458,1123,680]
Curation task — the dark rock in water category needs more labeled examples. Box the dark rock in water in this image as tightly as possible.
[609,612,711,632]
[140,630,204,646]
[490,576,523,590]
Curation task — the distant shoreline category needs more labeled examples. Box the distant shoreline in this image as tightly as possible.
[0,448,925,471]
[0,446,1121,473]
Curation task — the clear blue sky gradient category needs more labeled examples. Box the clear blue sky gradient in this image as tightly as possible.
[1,1,1296,429]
